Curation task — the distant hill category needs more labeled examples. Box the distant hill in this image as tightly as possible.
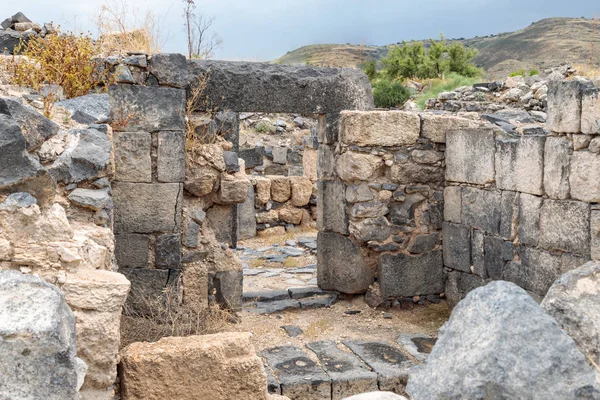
[273,18,600,78]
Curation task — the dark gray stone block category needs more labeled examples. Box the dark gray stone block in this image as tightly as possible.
[182,220,200,248]
[317,232,373,294]
[299,294,337,309]
[281,325,303,338]
[239,147,264,169]
[539,199,590,256]
[387,193,426,226]
[157,131,185,183]
[461,187,501,235]
[155,233,181,269]
[120,268,171,316]
[506,246,563,295]
[378,250,444,298]
[483,236,504,279]
[55,93,110,124]
[243,290,290,303]
[500,190,519,240]
[115,233,150,269]
[237,185,257,240]
[248,299,300,314]
[317,180,348,235]
[112,131,152,183]
[0,96,60,150]
[223,151,239,172]
[288,286,326,299]
[216,111,240,151]
[406,233,439,254]
[442,222,471,273]
[518,193,542,247]
[444,270,486,309]
[396,333,437,363]
[206,204,234,244]
[148,53,188,88]
[209,270,243,311]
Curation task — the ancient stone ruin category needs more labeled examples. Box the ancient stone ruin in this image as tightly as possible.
[1,48,600,400]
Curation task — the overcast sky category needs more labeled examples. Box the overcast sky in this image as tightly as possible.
[3,0,598,61]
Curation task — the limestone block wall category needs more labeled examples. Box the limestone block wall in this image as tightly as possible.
[318,111,483,304]
[443,80,600,307]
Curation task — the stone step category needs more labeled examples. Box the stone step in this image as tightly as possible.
[306,341,378,400]
[243,289,290,303]
[245,293,338,314]
[262,346,331,400]
[343,340,414,394]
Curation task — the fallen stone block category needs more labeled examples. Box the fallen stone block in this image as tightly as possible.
[0,96,59,149]
[56,93,110,124]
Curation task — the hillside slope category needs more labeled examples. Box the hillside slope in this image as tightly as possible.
[273,18,600,77]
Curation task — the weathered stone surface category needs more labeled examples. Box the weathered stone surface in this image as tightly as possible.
[306,341,378,400]
[0,192,36,211]
[544,136,571,199]
[344,340,413,394]
[62,269,130,390]
[461,187,501,235]
[120,332,268,400]
[445,128,496,185]
[115,234,149,268]
[483,236,504,279]
[340,111,419,147]
[406,281,599,400]
[113,183,182,234]
[148,53,188,88]
[238,185,257,240]
[495,136,545,195]
[378,250,443,297]
[272,146,288,164]
[210,270,243,311]
[56,93,110,124]
[500,190,519,240]
[255,177,271,205]
[278,207,304,225]
[349,217,391,243]
[113,131,152,182]
[443,186,461,223]
[218,177,251,204]
[442,222,471,273]
[289,176,312,207]
[539,199,590,256]
[337,152,383,182]
[155,233,182,269]
[410,149,443,164]
[249,299,300,314]
[570,151,600,203]
[508,247,563,295]
[187,60,374,114]
[0,30,30,55]
[350,202,388,218]
[389,162,443,185]
[262,346,331,400]
[157,131,185,182]
[244,289,290,303]
[270,176,291,203]
[0,271,81,400]
[318,144,336,179]
[542,261,600,371]
[592,210,600,261]
[206,205,234,244]
[120,268,171,315]
[239,147,264,169]
[387,193,425,226]
[444,270,486,309]
[420,113,480,143]
[582,88,600,134]
[68,188,111,211]
[406,233,438,254]
[0,115,55,204]
[518,193,542,246]
[346,183,374,203]
[317,180,349,235]
[396,333,436,363]
[109,84,185,131]
[547,81,583,133]
[0,96,59,149]
[317,232,372,294]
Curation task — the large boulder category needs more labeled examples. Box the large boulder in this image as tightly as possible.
[406,281,599,400]
[0,114,55,204]
[119,332,268,400]
[0,271,85,400]
[541,261,600,373]
[56,93,110,124]
[0,96,59,150]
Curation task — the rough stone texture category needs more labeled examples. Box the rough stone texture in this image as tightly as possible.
[238,185,257,240]
[582,88,600,134]
[148,53,188,88]
[218,177,251,205]
[0,115,56,204]
[306,341,378,400]
[443,186,461,223]
[206,205,234,244]
[317,180,349,235]
[445,128,495,185]
[68,188,111,211]
[120,268,172,315]
[396,333,436,363]
[539,199,590,256]
[389,163,444,185]
[120,332,268,400]
[62,269,130,390]
[109,84,185,132]
[461,187,501,235]
[317,232,372,294]
[378,250,444,297]
[508,247,563,295]
[495,136,545,195]
[420,113,480,143]
[346,183,374,203]
[56,93,110,124]
[336,152,383,182]
[544,136,571,199]
[187,60,374,114]
[289,176,312,207]
[210,270,243,311]
[518,193,543,247]
[115,234,149,268]
[270,176,291,203]
[0,271,81,400]
[442,222,471,273]
[318,144,336,179]
[240,147,264,169]
[592,210,600,261]
[547,81,583,133]
[500,190,519,240]
[0,96,59,149]
[113,183,182,234]
[406,281,599,400]
[570,151,600,203]
[340,111,419,147]
[255,177,271,205]
[444,270,486,309]
[157,131,185,182]
[541,261,600,372]
[155,233,182,269]
[349,217,391,243]
[113,131,152,183]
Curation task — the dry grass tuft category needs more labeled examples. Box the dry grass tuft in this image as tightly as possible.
[573,63,600,79]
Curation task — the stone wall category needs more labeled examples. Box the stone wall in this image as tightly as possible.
[443,80,600,306]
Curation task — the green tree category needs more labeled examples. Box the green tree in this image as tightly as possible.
[362,60,378,81]
[446,42,479,77]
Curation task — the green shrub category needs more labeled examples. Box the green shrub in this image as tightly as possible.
[509,69,526,77]
[529,69,539,76]
[362,60,378,81]
[415,72,481,110]
[255,120,275,133]
[372,78,412,108]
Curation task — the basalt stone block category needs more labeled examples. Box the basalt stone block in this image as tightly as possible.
[0,30,30,55]
[406,233,439,254]
[223,151,239,173]
[518,193,542,247]
[206,205,234,245]
[592,210,600,261]
[444,270,486,309]
[317,180,348,235]
[109,84,185,132]
[500,190,519,240]
[155,233,182,269]
[442,222,471,273]
[387,193,425,226]
[443,186,462,224]
[508,246,563,295]
[339,110,420,147]
[461,187,501,235]
[113,131,152,183]
[272,146,288,164]
[445,128,495,185]
[543,136,571,199]
[113,183,182,234]
[483,236,505,279]
[570,151,600,203]
[495,136,545,196]
[539,199,590,256]
[0,96,59,150]
[216,111,240,151]
[115,234,149,268]
[471,229,485,278]
[148,53,188,88]
[120,268,172,315]
[317,232,372,294]
[239,147,264,169]
[237,184,257,240]
[56,93,110,124]
[209,270,243,311]
[157,131,185,182]
[349,216,392,243]
[318,143,336,179]
[547,80,583,133]
[378,250,444,297]
[187,60,374,115]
